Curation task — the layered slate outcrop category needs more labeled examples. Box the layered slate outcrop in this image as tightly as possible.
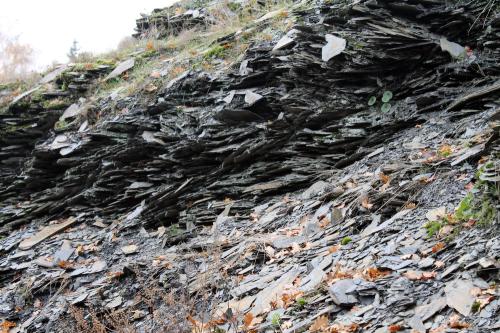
[0,1,498,332]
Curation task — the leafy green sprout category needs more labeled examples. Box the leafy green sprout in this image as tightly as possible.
[424,220,443,238]
[341,236,352,245]
[296,297,307,307]
[271,313,281,327]
[471,301,481,313]
[381,103,391,113]
[368,90,393,112]
[368,96,377,106]
[381,90,393,103]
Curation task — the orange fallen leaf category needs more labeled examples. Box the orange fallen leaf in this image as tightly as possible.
[379,172,390,184]
[309,315,329,332]
[361,197,373,210]
[1,321,16,333]
[57,260,74,269]
[431,242,445,253]
[388,324,403,332]
[318,216,330,228]
[478,156,489,165]
[146,40,155,51]
[243,313,254,328]
[281,290,303,309]
[328,245,340,254]
[448,314,470,329]
[363,267,390,281]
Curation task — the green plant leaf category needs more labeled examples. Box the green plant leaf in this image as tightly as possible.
[340,236,352,245]
[381,103,391,112]
[382,91,393,103]
[368,96,377,106]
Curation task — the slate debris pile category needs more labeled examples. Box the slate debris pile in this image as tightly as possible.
[134,7,211,39]
[0,0,499,332]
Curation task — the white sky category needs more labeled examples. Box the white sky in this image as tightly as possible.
[0,0,177,70]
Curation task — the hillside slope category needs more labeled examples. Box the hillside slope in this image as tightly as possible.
[1,0,499,332]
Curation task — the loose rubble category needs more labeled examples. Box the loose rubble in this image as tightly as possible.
[1,0,499,332]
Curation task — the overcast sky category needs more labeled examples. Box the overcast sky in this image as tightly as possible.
[0,0,177,70]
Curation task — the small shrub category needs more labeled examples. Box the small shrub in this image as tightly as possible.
[341,236,352,245]
[424,221,443,238]
[204,44,226,59]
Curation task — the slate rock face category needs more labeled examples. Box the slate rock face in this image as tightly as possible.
[0,0,499,332]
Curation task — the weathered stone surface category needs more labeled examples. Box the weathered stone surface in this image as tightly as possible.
[1,0,499,332]
[329,279,358,306]
[105,58,135,81]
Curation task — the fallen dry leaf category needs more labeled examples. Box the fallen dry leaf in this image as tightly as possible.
[243,312,254,328]
[328,245,340,254]
[309,315,329,332]
[404,202,417,209]
[1,321,16,333]
[379,172,390,184]
[434,260,445,269]
[431,242,445,253]
[421,271,437,280]
[363,267,390,281]
[448,314,470,329]
[281,290,304,308]
[403,270,437,281]
[438,144,453,157]
[57,260,74,269]
[361,197,373,210]
[388,324,403,332]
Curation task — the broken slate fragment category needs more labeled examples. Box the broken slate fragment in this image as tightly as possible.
[35,256,55,268]
[106,296,123,309]
[376,256,412,271]
[272,29,298,52]
[244,90,263,105]
[440,38,465,59]
[105,58,135,81]
[414,296,447,321]
[142,131,166,145]
[19,217,77,250]
[444,279,475,316]
[39,65,67,84]
[54,240,74,263]
[407,315,426,333]
[322,34,346,62]
[329,279,358,306]
[61,100,86,121]
[121,244,138,255]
